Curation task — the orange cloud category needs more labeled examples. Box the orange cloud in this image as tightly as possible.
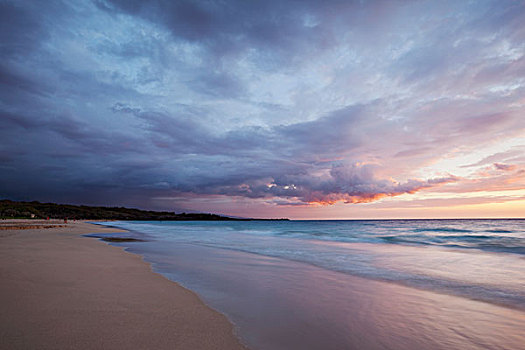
[299,175,458,206]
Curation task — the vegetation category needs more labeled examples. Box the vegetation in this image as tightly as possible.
[0,199,287,221]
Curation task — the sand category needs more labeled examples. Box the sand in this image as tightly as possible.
[0,220,246,350]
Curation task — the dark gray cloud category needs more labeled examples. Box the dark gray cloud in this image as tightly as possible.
[0,1,46,56]
[1,0,524,213]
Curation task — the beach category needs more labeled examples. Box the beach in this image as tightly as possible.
[3,0,525,349]
[2,219,524,350]
[0,220,246,350]
[104,220,525,350]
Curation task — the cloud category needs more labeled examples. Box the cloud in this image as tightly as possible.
[436,168,525,194]
[461,148,525,168]
[1,0,524,215]
[368,195,525,209]
[170,162,458,205]
[266,164,458,205]
[494,163,518,171]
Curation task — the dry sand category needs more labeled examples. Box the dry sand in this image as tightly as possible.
[0,220,246,349]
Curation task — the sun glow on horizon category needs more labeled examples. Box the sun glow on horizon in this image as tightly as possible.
[2,0,524,219]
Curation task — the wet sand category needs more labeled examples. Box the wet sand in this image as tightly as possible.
[0,220,246,350]
[130,241,525,350]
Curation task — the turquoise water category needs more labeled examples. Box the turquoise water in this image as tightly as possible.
[105,219,525,253]
[99,219,525,309]
[92,219,525,349]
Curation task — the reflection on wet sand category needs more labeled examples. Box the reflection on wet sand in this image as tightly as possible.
[130,242,525,350]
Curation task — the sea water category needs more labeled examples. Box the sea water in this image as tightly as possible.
[93,219,525,349]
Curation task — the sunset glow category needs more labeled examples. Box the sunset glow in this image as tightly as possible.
[1,0,524,219]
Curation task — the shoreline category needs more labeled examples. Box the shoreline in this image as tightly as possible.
[0,220,246,349]
[106,220,525,350]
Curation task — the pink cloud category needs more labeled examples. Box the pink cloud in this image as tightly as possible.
[368,195,525,209]
[432,168,525,194]
[263,164,459,205]
[494,163,518,171]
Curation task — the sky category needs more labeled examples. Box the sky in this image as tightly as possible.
[1,0,524,219]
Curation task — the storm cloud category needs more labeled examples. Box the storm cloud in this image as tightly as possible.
[1,0,524,214]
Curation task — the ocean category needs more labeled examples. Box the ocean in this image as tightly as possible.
[92,219,525,349]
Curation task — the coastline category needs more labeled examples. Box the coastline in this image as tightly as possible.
[105,220,525,350]
[0,220,246,350]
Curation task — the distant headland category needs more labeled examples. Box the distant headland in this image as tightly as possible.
[0,200,289,221]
